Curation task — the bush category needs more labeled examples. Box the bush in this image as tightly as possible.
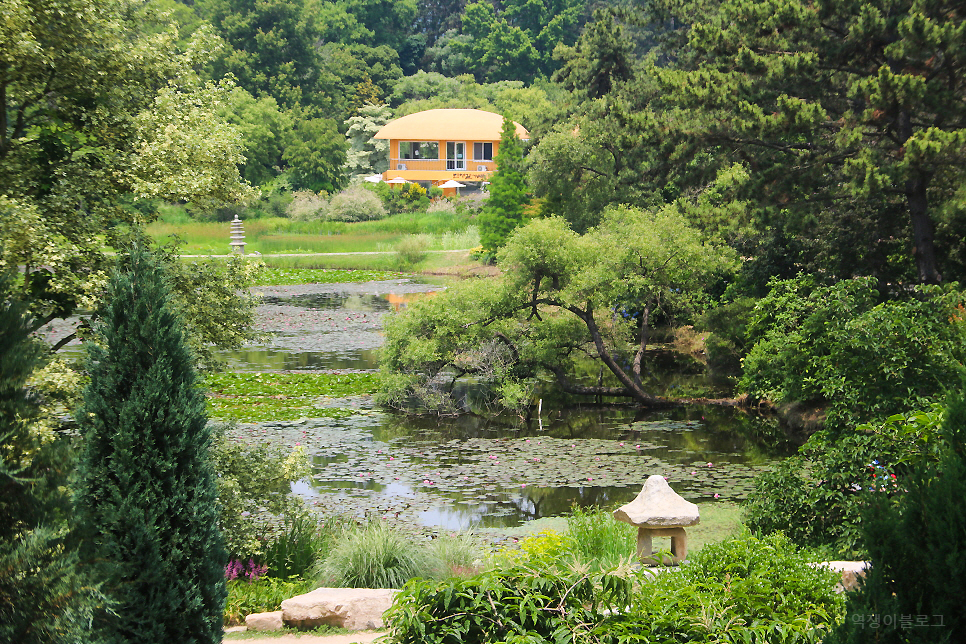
[395,235,430,267]
[744,405,945,558]
[328,186,386,222]
[209,424,311,559]
[740,276,966,431]
[385,533,842,644]
[317,522,437,588]
[830,392,966,643]
[286,190,329,221]
[696,296,756,377]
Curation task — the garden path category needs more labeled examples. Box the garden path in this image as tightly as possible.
[224,631,387,644]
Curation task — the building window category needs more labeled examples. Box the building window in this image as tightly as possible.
[399,141,439,159]
[473,142,493,160]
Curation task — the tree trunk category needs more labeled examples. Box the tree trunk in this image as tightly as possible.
[569,301,660,405]
[908,174,940,284]
[897,109,941,284]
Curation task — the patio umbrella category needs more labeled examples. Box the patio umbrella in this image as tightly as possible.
[438,179,466,196]
[363,174,383,183]
[385,177,409,184]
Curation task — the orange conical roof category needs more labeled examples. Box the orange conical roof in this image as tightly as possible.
[374,109,529,141]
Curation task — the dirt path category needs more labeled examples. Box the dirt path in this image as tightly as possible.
[224,630,387,644]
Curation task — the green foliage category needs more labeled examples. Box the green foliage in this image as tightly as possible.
[830,391,966,643]
[344,103,392,178]
[158,247,264,371]
[380,206,735,413]
[284,117,349,193]
[386,533,841,644]
[0,281,103,644]
[75,250,226,642]
[740,276,966,431]
[0,0,251,329]
[260,513,349,580]
[553,9,635,101]
[548,0,966,285]
[224,577,313,626]
[744,405,946,558]
[696,297,757,378]
[388,72,558,132]
[395,235,430,268]
[479,117,528,251]
[316,522,438,589]
[563,505,636,570]
[385,564,633,644]
[220,88,293,186]
[209,423,311,558]
[328,185,387,222]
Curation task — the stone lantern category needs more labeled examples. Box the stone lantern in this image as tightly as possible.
[614,474,700,565]
[230,215,246,255]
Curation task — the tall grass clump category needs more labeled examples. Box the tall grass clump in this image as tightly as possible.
[261,513,350,580]
[439,225,480,250]
[395,234,430,267]
[316,522,436,588]
[565,505,636,569]
[430,533,483,578]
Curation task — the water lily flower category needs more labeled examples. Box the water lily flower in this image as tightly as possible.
[714,493,720,499]
[707,462,713,467]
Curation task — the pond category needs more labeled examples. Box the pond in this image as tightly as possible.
[221,279,791,533]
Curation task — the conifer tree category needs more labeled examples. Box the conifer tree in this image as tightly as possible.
[75,251,226,643]
[0,278,102,644]
[479,116,528,252]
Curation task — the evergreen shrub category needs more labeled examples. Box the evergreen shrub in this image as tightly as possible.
[75,250,226,643]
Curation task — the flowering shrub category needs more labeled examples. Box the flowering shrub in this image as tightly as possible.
[745,404,946,558]
[328,186,386,221]
[224,559,268,583]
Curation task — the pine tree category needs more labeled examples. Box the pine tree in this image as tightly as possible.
[0,277,102,644]
[479,116,528,252]
[75,251,226,643]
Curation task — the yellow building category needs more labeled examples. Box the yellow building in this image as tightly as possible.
[374,108,529,187]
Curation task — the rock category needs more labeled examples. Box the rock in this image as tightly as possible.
[282,588,396,630]
[613,475,700,528]
[246,610,284,631]
[810,561,870,593]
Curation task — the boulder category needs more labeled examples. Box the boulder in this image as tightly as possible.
[282,588,396,630]
[245,610,284,631]
[613,475,700,528]
[810,561,870,593]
